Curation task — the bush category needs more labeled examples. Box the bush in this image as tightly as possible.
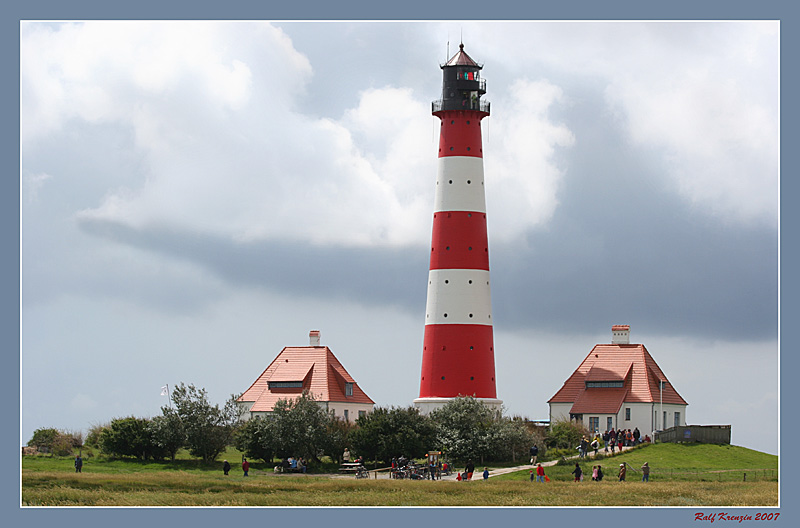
[546,418,591,450]
[85,423,108,448]
[99,416,166,460]
[28,428,60,451]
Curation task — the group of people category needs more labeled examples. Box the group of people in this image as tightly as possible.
[455,459,475,481]
[529,463,547,483]
[276,456,307,473]
[600,428,651,453]
[572,461,651,482]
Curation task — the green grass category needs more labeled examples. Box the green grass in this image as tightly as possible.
[496,443,778,483]
[21,443,779,506]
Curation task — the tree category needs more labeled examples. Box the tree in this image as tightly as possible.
[546,418,591,450]
[28,428,59,451]
[85,422,109,448]
[169,383,241,462]
[322,416,356,464]
[494,417,536,463]
[28,428,79,456]
[350,406,436,465]
[270,391,329,462]
[431,396,501,463]
[99,417,165,460]
[234,416,277,463]
[149,409,186,461]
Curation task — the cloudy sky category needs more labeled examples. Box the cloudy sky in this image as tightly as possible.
[20,20,779,454]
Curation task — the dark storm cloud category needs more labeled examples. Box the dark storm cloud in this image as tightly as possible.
[490,86,778,341]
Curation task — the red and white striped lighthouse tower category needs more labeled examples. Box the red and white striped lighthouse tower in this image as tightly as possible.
[414,43,501,414]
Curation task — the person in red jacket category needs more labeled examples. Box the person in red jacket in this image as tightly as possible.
[242,458,250,477]
[536,463,546,483]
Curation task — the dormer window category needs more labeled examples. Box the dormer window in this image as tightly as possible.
[585,381,624,388]
[345,382,353,396]
[268,381,303,389]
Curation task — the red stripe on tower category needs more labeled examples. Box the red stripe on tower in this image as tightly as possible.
[414,43,502,414]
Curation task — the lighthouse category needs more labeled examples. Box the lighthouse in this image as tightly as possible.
[414,43,502,414]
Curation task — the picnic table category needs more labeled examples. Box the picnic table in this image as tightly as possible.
[339,462,369,478]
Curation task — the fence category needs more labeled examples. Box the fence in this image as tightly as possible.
[655,425,731,445]
[648,468,777,482]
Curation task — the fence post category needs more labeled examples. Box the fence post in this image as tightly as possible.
[743,472,746,482]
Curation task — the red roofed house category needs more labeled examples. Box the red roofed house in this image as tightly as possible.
[237,330,374,422]
[548,325,687,436]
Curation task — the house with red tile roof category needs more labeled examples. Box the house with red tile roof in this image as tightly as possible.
[237,330,374,422]
[548,325,687,436]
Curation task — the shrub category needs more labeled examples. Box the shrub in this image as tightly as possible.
[28,428,60,451]
[85,423,109,448]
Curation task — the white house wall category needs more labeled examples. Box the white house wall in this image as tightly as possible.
[550,401,687,436]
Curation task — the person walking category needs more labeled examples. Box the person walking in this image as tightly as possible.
[592,465,599,481]
[603,430,610,453]
[223,459,231,475]
[74,454,83,473]
[572,462,583,482]
[530,444,539,465]
[597,465,604,481]
[483,467,489,480]
[641,462,650,482]
[465,459,475,480]
[242,458,250,477]
[618,463,627,481]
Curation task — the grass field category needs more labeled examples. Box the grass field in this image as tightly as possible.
[21,444,778,507]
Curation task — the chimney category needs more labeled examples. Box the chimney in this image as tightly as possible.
[611,325,630,345]
[309,330,321,346]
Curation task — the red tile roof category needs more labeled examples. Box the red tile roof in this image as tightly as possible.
[238,346,374,412]
[548,343,687,408]
[570,387,628,414]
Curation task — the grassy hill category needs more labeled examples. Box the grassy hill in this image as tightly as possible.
[496,443,778,483]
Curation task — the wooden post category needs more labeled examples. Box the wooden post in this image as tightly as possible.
[743,472,746,482]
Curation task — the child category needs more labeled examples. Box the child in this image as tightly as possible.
[456,472,462,481]
[591,465,598,481]
[572,463,583,482]
[530,470,535,482]
[483,467,489,480]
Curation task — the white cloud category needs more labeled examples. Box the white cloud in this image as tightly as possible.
[486,79,575,242]
[444,21,779,227]
[22,21,777,252]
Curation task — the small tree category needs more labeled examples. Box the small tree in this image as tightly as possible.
[85,422,109,448]
[546,418,591,450]
[149,409,186,461]
[350,406,436,465]
[169,383,241,462]
[431,396,501,463]
[270,391,330,462]
[99,417,164,460]
[495,417,536,463]
[322,416,356,464]
[28,428,60,452]
[234,416,277,464]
